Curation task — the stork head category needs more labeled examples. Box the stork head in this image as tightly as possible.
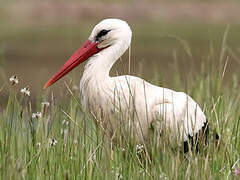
[89,19,132,49]
[43,18,132,89]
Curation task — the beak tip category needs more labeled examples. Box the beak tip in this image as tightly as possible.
[43,82,50,89]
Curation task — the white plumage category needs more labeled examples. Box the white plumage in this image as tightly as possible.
[79,19,206,143]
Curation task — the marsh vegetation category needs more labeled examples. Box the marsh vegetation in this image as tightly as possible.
[0,1,240,179]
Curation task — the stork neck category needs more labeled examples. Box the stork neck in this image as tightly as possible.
[83,41,129,81]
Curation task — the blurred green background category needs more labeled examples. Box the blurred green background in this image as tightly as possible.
[1,0,240,100]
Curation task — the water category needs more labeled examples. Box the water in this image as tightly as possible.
[1,20,240,101]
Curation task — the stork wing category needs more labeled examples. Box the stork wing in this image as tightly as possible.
[152,91,206,141]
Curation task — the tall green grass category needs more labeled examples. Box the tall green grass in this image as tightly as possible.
[0,31,240,180]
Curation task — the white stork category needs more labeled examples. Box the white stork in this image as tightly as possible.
[44,19,208,152]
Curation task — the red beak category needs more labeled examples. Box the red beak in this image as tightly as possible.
[43,40,100,89]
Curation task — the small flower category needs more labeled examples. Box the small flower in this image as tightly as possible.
[73,139,78,146]
[9,75,19,85]
[111,167,123,179]
[233,168,240,176]
[36,142,41,149]
[49,138,58,146]
[41,101,50,107]
[20,87,30,96]
[32,112,42,119]
[159,172,168,180]
[116,173,123,179]
[136,144,144,153]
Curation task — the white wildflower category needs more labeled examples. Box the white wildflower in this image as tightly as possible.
[111,167,123,179]
[136,144,144,153]
[159,172,168,180]
[41,101,50,107]
[36,142,41,149]
[32,112,42,119]
[116,173,123,179]
[20,87,30,96]
[49,138,58,146]
[73,139,78,145]
[9,75,19,85]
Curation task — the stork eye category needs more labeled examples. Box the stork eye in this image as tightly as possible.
[96,29,111,41]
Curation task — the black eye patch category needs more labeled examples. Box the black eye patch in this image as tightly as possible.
[96,29,111,41]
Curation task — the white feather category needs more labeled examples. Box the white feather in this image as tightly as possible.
[80,19,206,143]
